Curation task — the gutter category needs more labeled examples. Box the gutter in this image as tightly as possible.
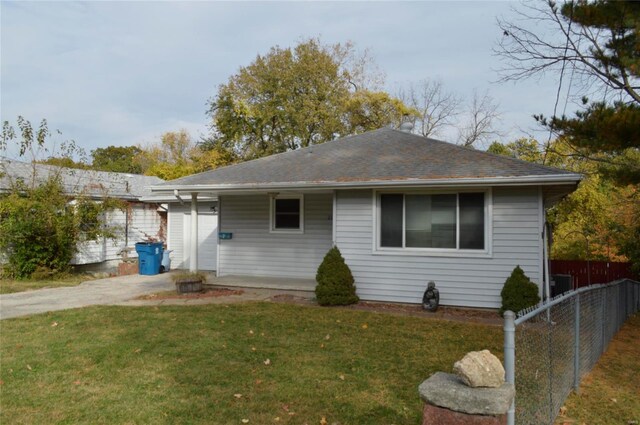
[150,174,582,194]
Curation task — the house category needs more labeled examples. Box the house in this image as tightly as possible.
[150,127,581,308]
[0,158,166,273]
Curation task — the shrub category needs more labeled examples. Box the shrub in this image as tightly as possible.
[315,246,359,306]
[500,265,541,316]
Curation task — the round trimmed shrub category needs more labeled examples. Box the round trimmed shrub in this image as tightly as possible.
[315,246,359,306]
[499,265,541,316]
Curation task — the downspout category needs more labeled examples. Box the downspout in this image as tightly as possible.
[544,217,551,303]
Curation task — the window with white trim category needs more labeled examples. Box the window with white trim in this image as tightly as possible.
[378,192,486,250]
[270,195,304,233]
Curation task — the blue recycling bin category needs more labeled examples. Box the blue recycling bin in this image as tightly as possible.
[135,242,163,275]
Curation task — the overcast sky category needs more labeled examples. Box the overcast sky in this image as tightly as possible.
[1,1,563,159]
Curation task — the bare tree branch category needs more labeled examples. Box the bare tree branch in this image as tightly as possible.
[457,90,501,148]
[397,80,461,138]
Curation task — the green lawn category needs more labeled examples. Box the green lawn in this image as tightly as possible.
[0,274,94,294]
[558,313,640,425]
[0,303,502,424]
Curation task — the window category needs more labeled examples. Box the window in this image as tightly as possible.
[378,191,486,251]
[270,195,303,233]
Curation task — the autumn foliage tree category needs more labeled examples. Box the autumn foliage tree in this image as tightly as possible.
[134,130,233,180]
[208,38,415,160]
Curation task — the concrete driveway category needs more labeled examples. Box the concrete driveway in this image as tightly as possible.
[0,273,174,320]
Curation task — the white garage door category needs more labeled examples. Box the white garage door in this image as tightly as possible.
[183,212,218,271]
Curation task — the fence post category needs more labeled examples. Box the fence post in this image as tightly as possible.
[504,310,516,425]
[573,293,581,392]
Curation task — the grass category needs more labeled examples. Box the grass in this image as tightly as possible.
[0,273,95,294]
[557,313,640,425]
[0,302,502,424]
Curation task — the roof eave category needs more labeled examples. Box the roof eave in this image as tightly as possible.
[151,174,583,193]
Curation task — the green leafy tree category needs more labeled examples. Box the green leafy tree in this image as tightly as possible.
[315,246,359,306]
[92,146,143,173]
[208,38,413,160]
[500,266,541,316]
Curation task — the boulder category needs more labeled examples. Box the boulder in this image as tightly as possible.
[418,372,514,416]
[453,350,505,388]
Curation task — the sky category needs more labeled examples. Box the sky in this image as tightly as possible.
[1,1,564,159]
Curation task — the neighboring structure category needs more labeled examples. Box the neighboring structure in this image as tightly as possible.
[150,127,582,308]
[0,158,166,273]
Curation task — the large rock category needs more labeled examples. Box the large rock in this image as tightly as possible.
[453,350,505,388]
[418,372,514,416]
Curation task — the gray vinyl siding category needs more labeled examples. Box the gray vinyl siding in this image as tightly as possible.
[335,187,542,309]
[168,201,217,269]
[218,193,333,278]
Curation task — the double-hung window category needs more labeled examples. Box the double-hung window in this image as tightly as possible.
[270,195,304,233]
[378,191,487,252]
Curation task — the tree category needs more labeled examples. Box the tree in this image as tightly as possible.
[496,0,640,183]
[487,138,544,163]
[208,38,412,160]
[457,90,501,148]
[135,130,233,180]
[398,80,461,138]
[1,118,123,278]
[92,146,143,174]
[38,156,89,170]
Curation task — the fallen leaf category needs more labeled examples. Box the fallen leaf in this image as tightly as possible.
[559,406,567,416]
[51,322,58,327]
[264,359,271,366]
[320,343,325,348]
[242,419,249,424]
[282,404,289,412]
[336,320,341,323]
[249,330,254,335]
[610,398,617,403]
[361,323,368,329]
[339,374,345,380]
[221,320,225,324]
[251,347,257,351]
[255,379,263,385]
[324,334,330,340]
[234,393,243,399]
[320,417,328,425]
[273,417,280,422]
[134,348,142,353]
[73,380,81,385]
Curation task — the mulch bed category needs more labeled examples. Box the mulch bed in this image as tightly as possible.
[269,294,502,325]
[138,287,244,300]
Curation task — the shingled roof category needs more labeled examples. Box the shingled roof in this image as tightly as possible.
[153,128,580,192]
[0,158,163,200]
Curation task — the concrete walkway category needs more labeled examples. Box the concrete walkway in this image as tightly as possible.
[0,273,175,320]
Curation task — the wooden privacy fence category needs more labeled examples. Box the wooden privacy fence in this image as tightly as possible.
[550,260,639,288]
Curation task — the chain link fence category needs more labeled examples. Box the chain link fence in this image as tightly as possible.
[503,279,640,425]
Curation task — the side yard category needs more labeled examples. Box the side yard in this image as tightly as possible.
[557,313,640,425]
[0,302,502,424]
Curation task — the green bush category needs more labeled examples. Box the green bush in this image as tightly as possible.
[499,265,541,316]
[315,246,359,306]
[0,177,78,278]
[0,176,122,279]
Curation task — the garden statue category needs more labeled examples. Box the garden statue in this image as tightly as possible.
[422,281,439,312]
